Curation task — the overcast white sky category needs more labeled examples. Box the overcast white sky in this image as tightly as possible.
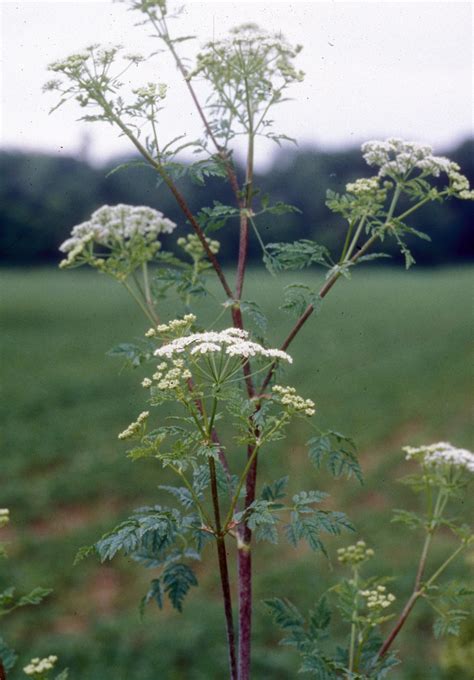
[1,0,473,168]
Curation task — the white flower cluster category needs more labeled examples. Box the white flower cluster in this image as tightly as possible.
[124,52,145,64]
[23,655,58,676]
[177,234,220,259]
[133,82,167,101]
[337,540,374,565]
[143,359,192,392]
[359,585,396,610]
[403,442,474,473]
[59,204,176,268]
[192,23,304,86]
[361,139,474,198]
[118,411,149,440]
[0,508,9,528]
[345,177,380,195]
[48,44,124,75]
[145,314,196,338]
[272,385,315,416]
[49,52,89,73]
[154,327,292,363]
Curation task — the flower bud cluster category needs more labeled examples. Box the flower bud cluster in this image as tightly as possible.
[145,314,197,340]
[143,359,192,394]
[448,172,474,200]
[345,176,388,207]
[177,234,220,260]
[118,411,149,440]
[361,139,474,199]
[23,655,58,676]
[345,177,380,195]
[133,82,167,103]
[359,585,396,610]
[337,540,374,565]
[59,204,176,271]
[403,441,474,473]
[124,52,145,64]
[272,385,315,416]
[0,508,10,528]
[49,52,89,75]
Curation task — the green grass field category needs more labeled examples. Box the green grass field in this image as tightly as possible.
[1,267,473,679]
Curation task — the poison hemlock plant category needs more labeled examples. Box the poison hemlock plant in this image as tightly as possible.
[42,1,474,677]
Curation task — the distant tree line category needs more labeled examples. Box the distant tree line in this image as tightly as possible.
[1,139,472,266]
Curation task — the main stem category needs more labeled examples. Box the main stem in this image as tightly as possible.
[235,90,257,680]
[209,456,238,680]
[0,660,6,680]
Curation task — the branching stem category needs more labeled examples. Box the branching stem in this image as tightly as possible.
[377,487,465,660]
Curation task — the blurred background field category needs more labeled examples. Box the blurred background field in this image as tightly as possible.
[1,265,473,679]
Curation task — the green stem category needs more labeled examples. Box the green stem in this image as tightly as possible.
[339,219,356,263]
[122,280,156,325]
[395,193,441,222]
[248,214,268,257]
[344,215,367,262]
[141,262,159,323]
[348,568,359,675]
[224,444,261,530]
[377,486,455,661]
[353,625,371,672]
[170,466,214,529]
[423,543,466,590]
[208,396,219,437]
[224,416,285,531]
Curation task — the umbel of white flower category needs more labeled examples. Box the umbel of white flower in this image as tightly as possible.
[361,138,474,199]
[359,585,396,611]
[154,327,293,363]
[23,655,58,676]
[0,508,10,528]
[403,441,474,473]
[59,204,176,274]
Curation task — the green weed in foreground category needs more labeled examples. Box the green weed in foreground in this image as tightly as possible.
[1,267,473,678]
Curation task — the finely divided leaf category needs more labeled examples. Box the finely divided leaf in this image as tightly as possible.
[261,476,289,502]
[263,239,330,274]
[141,578,164,616]
[307,432,362,483]
[281,284,321,318]
[162,562,198,612]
